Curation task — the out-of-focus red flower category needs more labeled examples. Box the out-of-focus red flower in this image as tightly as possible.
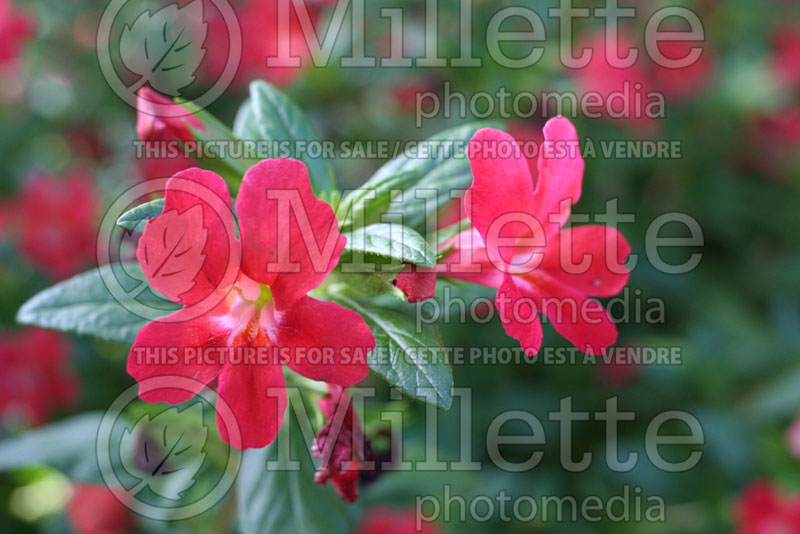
[0,0,34,74]
[787,416,800,460]
[737,481,800,534]
[313,384,374,502]
[204,0,328,89]
[128,161,375,450]
[747,106,800,182]
[0,328,77,426]
[356,507,441,534]
[650,39,714,100]
[597,353,639,388]
[572,31,656,133]
[441,117,631,356]
[771,24,800,89]
[17,170,99,280]
[136,87,205,181]
[572,29,713,133]
[66,483,132,534]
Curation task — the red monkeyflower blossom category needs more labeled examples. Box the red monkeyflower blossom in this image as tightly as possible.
[738,481,800,534]
[356,507,441,534]
[0,0,34,74]
[16,170,99,280]
[0,328,77,425]
[136,87,205,181]
[128,160,375,449]
[312,384,372,502]
[441,117,631,355]
[67,483,133,534]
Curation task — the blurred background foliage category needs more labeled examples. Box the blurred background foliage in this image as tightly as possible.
[0,0,799,532]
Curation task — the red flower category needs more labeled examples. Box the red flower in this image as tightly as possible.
[571,31,656,133]
[66,483,132,534]
[571,29,713,132]
[787,416,800,460]
[442,117,631,355]
[128,160,375,449]
[136,87,205,181]
[17,170,99,280]
[738,482,800,534]
[357,507,441,534]
[312,384,372,502]
[650,39,714,100]
[204,0,325,88]
[771,24,800,89]
[0,0,34,74]
[0,328,77,425]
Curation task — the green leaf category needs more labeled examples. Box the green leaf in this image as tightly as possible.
[336,170,418,229]
[116,198,165,233]
[0,413,107,482]
[342,223,437,268]
[233,98,259,140]
[178,99,259,190]
[366,121,499,230]
[333,296,453,409]
[248,80,336,195]
[237,410,351,534]
[17,263,178,345]
[742,367,800,419]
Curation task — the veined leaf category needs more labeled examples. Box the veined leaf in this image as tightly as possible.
[367,122,500,230]
[247,80,336,195]
[336,170,418,229]
[117,198,165,233]
[342,223,437,268]
[237,410,351,534]
[333,295,453,409]
[17,263,178,345]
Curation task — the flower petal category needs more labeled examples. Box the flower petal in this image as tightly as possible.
[539,225,631,297]
[534,275,618,355]
[216,360,288,450]
[236,159,346,306]
[496,273,543,356]
[127,306,229,404]
[532,116,585,232]
[439,228,505,289]
[139,168,238,306]
[465,128,538,264]
[277,296,373,386]
[394,265,437,302]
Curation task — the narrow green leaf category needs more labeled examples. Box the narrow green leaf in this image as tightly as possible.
[343,223,437,268]
[334,296,453,409]
[17,263,177,344]
[248,80,336,195]
[116,198,165,233]
[336,170,418,229]
[0,413,108,482]
[179,99,259,191]
[237,410,351,534]
[366,121,500,230]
